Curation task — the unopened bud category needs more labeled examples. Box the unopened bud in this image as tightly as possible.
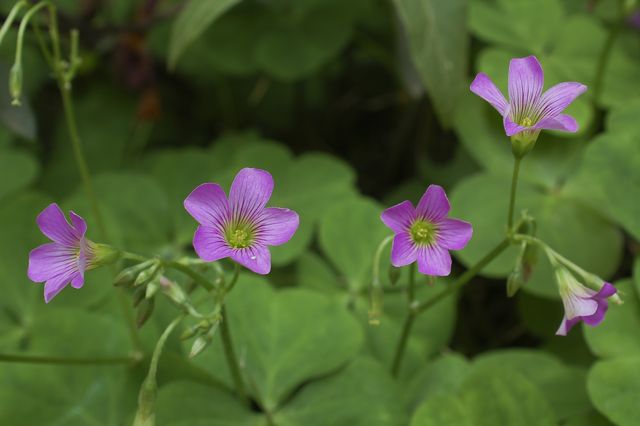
[135,264,161,287]
[114,260,155,287]
[9,62,22,106]
[388,266,401,286]
[132,377,156,426]
[506,266,524,297]
[189,336,211,358]
[136,298,155,328]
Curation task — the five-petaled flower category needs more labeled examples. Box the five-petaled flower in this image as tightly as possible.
[380,185,472,276]
[184,168,299,275]
[28,204,102,302]
[470,55,587,140]
[555,268,617,336]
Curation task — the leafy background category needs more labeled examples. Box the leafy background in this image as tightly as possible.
[0,0,639,424]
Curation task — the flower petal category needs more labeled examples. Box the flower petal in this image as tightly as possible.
[258,207,299,246]
[508,56,544,118]
[28,243,79,283]
[470,73,508,115]
[417,244,452,276]
[416,185,450,221]
[36,203,80,246]
[390,232,418,267]
[71,272,85,289]
[380,200,415,233]
[582,299,609,327]
[229,168,274,220]
[555,316,580,336]
[43,271,81,303]
[534,114,578,133]
[562,292,598,320]
[69,211,88,237]
[184,183,229,227]
[437,218,473,250]
[536,82,587,121]
[503,114,528,137]
[595,282,617,299]
[192,226,233,262]
[231,245,271,275]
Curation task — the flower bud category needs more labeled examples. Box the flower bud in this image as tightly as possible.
[9,62,22,106]
[388,266,401,286]
[132,377,156,426]
[134,264,161,287]
[189,335,211,358]
[132,285,146,307]
[159,276,188,306]
[136,298,155,328]
[506,265,524,297]
[521,243,538,282]
[114,260,155,287]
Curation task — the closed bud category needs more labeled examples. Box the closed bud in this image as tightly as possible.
[506,265,524,297]
[132,377,156,426]
[388,266,401,286]
[133,285,146,307]
[159,276,188,306]
[145,278,160,299]
[114,260,155,287]
[135,264,161,287]
[189,336,211,358]
[136,298,155,328]
[9,62,22,106]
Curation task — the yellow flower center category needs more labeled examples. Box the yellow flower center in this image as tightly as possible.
[409,220,436,246]
[226,224,254,249]
[521,117,533,127]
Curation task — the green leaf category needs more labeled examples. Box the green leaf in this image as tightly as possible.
[587,356,640,426]
[319,196,389,291]
[450,173,622,298]
[473,349,591,420]
[168,0,243,69]
[411,364,557,426]
[189,277,364,411]
[275,357,408,426]
[156,381,262,426]
[406,353,471,410]
[392,0,469,127]
[565,131,640,241]
[0,148,38,201]
[583,280,640,358]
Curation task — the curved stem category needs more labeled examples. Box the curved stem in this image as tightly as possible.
[0,352,139,365]
[369,235,393,325]
[507,157,521,230]
[407,263,416,303]
[0,1,28,47]
[225,262,241,294]
[220,304,248,405]
[390,312,415,377]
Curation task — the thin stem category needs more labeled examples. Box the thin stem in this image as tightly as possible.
[225,263,241,294]
[0,352,139,365]
[390,312,415,377]
[146,316,183,383]
[507,157,521,230]
[220,305,249,405]
[369,235,393,325]
[415,238,511,315]
[14,2,50,66]
[0,1,28,47]
[163,260,214,292]
[407,263,416,303]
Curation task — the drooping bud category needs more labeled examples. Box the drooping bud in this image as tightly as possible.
[506,265,524,297]
[132,377,156,426]
[159,276,188,306]
[9,62,22,106]
[136,298,155,328]
[189,335,211,358]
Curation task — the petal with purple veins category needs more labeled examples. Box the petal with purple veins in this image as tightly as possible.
[390,232,418,267]
[416,185,450,221]
[508,56,544,119]
[231,245,271,275]
[437,218,473,250]
[229,168,274,219]
[381,200,415,233]
[28,243,79,282]
[503,115,528,137]
[470,73,509,115]
[184,183,229,227]
[69,211,88,237]
[417,244,452,276]
[192,226,233,262]
[534,114,579,133]
[258,207,299,246]
[535,82,587,121]
[36,203,79,246]
[556,316,580,336]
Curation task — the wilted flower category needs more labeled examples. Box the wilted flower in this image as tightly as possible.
[380,185,472,276]
[470,55,586,146]
[28,203,117,302]
[184,168,299,275]
[555,268,617,336]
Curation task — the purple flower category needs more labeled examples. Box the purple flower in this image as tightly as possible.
[555,268,617,336]
[28,204,95,303]
[184,168,299,275]
[380,185,472,276]
[629,10,640,29]
[470,55,587,139]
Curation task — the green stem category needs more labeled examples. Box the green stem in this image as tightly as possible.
[163,260,215,292]
[507,157,521,230]
[407,262,416,303]
[225,263,241,294]
[0,1,28,47]
[0,352,139,365]
[369,235,393,325]
[220,304,248,404]
[592,7,624,106]
[390,238,511,376]
[415,238,511,315]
